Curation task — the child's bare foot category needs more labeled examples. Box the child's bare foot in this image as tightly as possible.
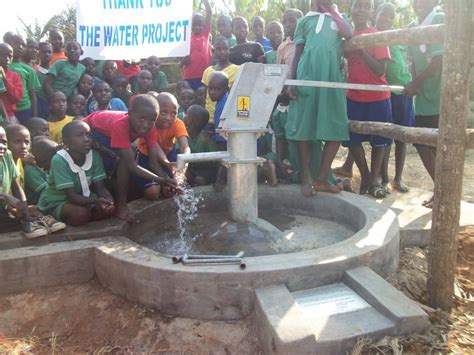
[359,180,370,195]
[313,179,341,193]
[115,206,139,224]
[382,182,391,195]
[267,161,278,187]
[301,173,315,197]
[422,195,434,209]
[392,180,409,193]
[333,166,353,178]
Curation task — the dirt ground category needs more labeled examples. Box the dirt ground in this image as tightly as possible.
[0,149,473,354]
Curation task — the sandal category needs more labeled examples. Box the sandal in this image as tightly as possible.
[369,184,388,199]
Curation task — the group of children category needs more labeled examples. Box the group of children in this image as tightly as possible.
[0,0,443,236]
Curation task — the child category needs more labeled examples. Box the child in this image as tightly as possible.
[48,29,67,65]
[135,93,190,200]
[111,75,133,108]
[24,138,57,204]
[44,41,86,100]
[274,9,303,183]
[207,72,229,147]
[183,104,219,186]
[0,126,62,238]
[201,36,239,124]
[36,42,52,118]
[102,60,118,86]
[77,73,95,107]
[287,0,352,196]
[83,94,178,222]
[0,43,23,123]
[195,86,206,107]
[376,3,414,193]
[25,116,50,140]
[217,15,237,47]
[403,0,444,208]
[177,87,195,119]
[345,0,392,198]
[67,93,87,120]
[251,16,272,52]
[81,57,100,84]
[181,0,212,90]
[131,69,153,95]
[88,81,127,113]
[47,91,74,144]
[6,34,41,123]
[22,38,39,72]
[6,124,30,188]
[264,21,284,64]
[38,121,115,226]
[176,80,192,97]
[144,56,169,93]
[229,17,265,65]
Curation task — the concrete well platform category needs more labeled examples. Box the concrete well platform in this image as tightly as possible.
[0,185,400,321]
[365,187,474,246]
[254,267,429,354]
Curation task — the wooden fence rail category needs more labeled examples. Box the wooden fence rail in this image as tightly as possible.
[348,121,474,150]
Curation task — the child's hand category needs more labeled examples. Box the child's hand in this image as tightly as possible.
[0,67,5,80]
[23,153,37,166]
[402,81,419,96]
[287,86,297,100]
[164,161,177,175]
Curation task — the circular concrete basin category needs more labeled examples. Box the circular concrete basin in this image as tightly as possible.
[94,185,400,320]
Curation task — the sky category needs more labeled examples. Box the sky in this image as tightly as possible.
[0,0,76,39]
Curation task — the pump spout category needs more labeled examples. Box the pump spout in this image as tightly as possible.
[176,151,231,170]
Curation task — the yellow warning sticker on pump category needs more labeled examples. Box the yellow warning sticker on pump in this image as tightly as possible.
[237,96,250,119]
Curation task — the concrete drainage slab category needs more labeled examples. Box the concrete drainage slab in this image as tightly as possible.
[254,266,429,354]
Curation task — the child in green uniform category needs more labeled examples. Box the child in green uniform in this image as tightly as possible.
[264,21,284,64]
[24,138,58,204]
[376,3,415,194]
[111,75,133,108]
[287,0,352,196]
[177,88,196,119]
[36,42,52,118]
[132,70,153,94]
[144,56,169,93]
[6,34,41,123]
[403,0,444,208]
[217,15,237,47]
[38,121,115,226]
[43,41,85,100]
[183,104,219,186]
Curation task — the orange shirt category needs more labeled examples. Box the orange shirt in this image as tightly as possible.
[137,118,189,156]
[49,51,67,66]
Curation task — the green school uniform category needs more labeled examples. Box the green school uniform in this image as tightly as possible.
[227,36,237,48]
[286,12,349,142]
[47,60,86,99]
[36,68,48,99]
[24,164,48,205]
[38,150,107,220]
[152,71,168,92]
[177,107,185,120]
[188,131,219,181]
[386,45,412,86]
[0,150,18,196]
[264,50,277,64]
[10,62,41,111]
[408,12,445,116]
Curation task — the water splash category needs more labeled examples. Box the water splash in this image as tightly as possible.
[172,172,203,253]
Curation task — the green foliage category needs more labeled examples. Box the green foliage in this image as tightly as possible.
[18,5,76,42]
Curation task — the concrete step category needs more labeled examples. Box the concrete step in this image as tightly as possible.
[254,266,429,355]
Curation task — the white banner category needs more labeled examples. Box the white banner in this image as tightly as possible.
[76,0,192,60]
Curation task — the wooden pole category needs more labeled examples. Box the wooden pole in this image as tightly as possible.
[344,24,445,51]
[348,122,474,149]
[428,0,472,311]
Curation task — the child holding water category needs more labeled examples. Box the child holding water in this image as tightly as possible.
[287,0,352,196]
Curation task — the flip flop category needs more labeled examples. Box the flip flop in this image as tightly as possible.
[369,184,388,199]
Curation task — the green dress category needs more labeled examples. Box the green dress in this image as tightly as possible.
[286,12,349,142]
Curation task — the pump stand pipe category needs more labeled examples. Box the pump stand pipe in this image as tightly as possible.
[176,151,231,170]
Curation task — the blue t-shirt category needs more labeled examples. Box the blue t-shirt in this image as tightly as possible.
[88,97,128,114]
[213,92,228,142]
[257,38,272,52]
